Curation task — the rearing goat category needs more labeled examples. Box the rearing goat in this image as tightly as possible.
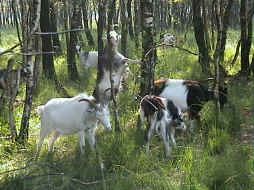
[93,31,141,102]
[139,95,186,158]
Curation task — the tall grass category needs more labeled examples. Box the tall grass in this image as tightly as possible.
[0,28,254,189]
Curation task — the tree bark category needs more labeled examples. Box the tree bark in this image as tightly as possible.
[134,0,141,48]
[192,0,210,75]
[139,0,156,97]
[67,0,80,81]
[81,0,95,47]
[120,0,128,56]
[40,0,57,80]
[18,0,41,143]
[127,0,134,40]
[49,2,61,55]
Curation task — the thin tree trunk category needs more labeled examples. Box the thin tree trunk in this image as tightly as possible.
[127,0,134,40]
[18,0,41,143]
[67,0,80,81]
[192,0,210,75]
[49,2,61,55]
[40,0,56,80]
[240,0,249,75]
[139,0,156,97]
[107,0,116,32]
[134,0,141,48]
[120,0,128,56]
[81,0,95,47]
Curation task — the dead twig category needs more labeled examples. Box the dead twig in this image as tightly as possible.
[144,43,199,59]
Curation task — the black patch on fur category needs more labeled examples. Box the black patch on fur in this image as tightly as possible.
[166,99,180,120]
[156,109,164,121]
[184,81,209,120]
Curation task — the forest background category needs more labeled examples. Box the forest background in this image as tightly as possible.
[0,0,254,189]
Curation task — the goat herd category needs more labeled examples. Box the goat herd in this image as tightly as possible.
[31,31,227,159]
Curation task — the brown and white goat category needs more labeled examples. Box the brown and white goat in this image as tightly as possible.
[139,95,186,158]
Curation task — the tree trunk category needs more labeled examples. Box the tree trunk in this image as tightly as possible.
[18,0,41,143]
[127,0,134,40]
[192,0,210,75]
[107,0,116,32]
[134,0,141,48]
[40,0,57,80]
[81,0,95,47]
[120,0,128,56]
[49,2,61,55]
[240,0,249,75]
[67,0,80,81]
[139,0,156,97]
[94,0,105,102]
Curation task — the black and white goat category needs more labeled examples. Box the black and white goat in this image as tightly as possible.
[154,78,227,129]
[139,95,186,158]
[36,93,111,156]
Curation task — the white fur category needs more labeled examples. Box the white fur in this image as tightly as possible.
[159,79,188,111]
[36,93,111,156]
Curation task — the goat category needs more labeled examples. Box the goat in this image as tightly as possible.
[153,78,227,129]
[36,93,111,156]
[139,95,186,158]
[76,45,98,70]
[95,30,141,101]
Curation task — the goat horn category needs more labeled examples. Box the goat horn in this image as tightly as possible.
[79,98,98,109]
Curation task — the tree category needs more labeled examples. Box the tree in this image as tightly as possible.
[40,0,56,80]
[18,0,41,142]
[81,0,95,47]
[66,0,81,81]
[192,0,211,75]
[239,0,254,77]
[139,0,156,97]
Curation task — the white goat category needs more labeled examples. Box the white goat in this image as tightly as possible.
[36,93,111,156]
[154,78,227,129]
[139,95,186,158]
[76,45,98,70]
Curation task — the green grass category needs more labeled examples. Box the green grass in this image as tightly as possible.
[0,27,254,189]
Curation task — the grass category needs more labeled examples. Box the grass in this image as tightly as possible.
[0,27,254,189]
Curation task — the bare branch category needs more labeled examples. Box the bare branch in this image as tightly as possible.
[144,43,199,59]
